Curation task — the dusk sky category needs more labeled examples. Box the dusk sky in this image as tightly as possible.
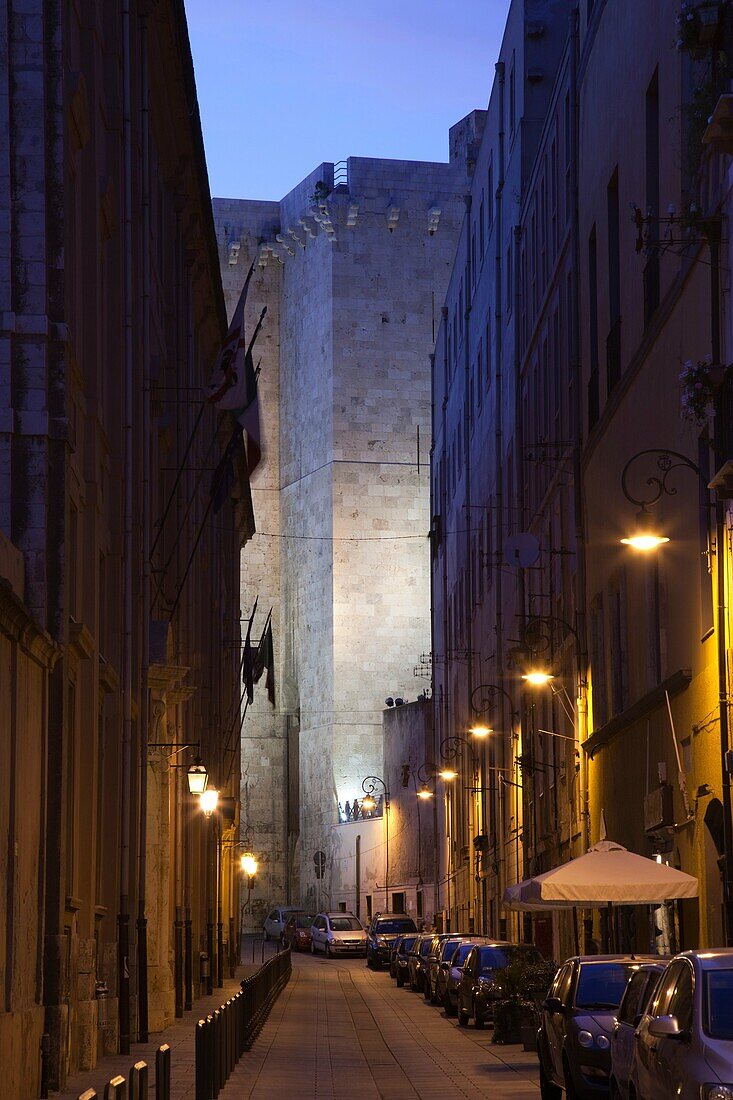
[185,0,510,202]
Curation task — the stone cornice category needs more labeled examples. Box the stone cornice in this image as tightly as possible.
[583,669,693,759]
[69,618,95,660]
[0,578,59,668]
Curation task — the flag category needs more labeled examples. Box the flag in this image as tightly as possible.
[204,259,256,409]
[210,428,244,513]
[253,610,275,707]
[232,308,266,476]
[242,597,258,706]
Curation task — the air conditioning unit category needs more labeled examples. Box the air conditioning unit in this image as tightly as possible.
[473,834,490,852]
[644,784,674,832]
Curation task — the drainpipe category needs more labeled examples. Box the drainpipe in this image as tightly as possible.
[568,9,591,859]
[463,193,476,932]
[494,60,508,940]
[429,352,440,923]
[119,0,134,1055]
[137,5,151,1044]
[441,306,450,927]
[710,228,733,946]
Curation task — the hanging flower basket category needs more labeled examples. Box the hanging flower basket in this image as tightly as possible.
[676,1,725,57]
[679,358,726,424]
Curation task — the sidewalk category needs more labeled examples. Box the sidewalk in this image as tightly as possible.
[56,963,261,1100]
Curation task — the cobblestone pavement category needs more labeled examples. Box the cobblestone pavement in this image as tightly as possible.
[221,952,541,1099]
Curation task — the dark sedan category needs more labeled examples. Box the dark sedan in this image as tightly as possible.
[365,913,418,970]
[407,933,434,992]
[393,934,418,987]
[609,962,666,1100]
[282,912,314,952]
[537,954,658,1100]
[457,942,542,1028]
[424,935,467,1003]
[443,940,490,1014]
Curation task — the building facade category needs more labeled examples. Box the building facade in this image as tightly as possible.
[214,130,478,925]
[0,1,246,1094]
[431,0,733,957]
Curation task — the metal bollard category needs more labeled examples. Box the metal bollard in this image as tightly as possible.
[104,1077,127,1100]
[195,1018,211,1100]
[128,1061,149,1100]
[212,1008,221,1098]
[156,1044,171,1100]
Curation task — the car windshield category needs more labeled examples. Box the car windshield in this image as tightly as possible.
[400,936,416,953]
[376,919,418,935]
[292,915,311,929]
[575,963,637,1009]
[704,969,733,1039]
[478,945,541,972]
[441,939,462,961]
[453,944,474,968]
[330,916,362,931]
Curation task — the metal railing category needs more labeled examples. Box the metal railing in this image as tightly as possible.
[76,1043,170,1100]
[195,948,291,1100]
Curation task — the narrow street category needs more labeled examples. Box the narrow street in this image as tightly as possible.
[222,953,540,1100]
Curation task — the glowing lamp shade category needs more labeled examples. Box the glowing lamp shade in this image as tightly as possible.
[240,852,258,877]
[187,758,208,796]
[469,725,493,737]
[416,785,434,800]
[620,509,669,551]
[199,788,219,817]
[361,794,376,812]
[522,670,554,687]
[438,768,458,781]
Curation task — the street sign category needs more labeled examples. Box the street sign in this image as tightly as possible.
[314,850,326,879]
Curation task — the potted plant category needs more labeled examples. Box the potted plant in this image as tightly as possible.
[492,957,557,1047]
[679,358,727,425]
[676,1,726,58]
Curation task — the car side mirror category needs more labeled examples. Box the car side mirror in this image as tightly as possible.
[648,1015,683,1039]
[544,997,564,1015]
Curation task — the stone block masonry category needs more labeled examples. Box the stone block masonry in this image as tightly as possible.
[214,120,479,921]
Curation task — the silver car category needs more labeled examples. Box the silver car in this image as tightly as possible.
[310,911,367,957]
[630,949,733,1100]
[610,962,666,1099]
[263,905,304,942]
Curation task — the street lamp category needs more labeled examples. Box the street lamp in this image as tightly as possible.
[619,446,733,946]
[200,788,219,818]
[522,670,555,687]
[620,507,670,551]
[240,852,257,877]
[619,448,700,549]
[187,757,209,795]
[362,775,390,908]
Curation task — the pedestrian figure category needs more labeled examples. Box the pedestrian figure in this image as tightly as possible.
[352,798,360,820]
[344,800,351,822]
[338,801,345,823]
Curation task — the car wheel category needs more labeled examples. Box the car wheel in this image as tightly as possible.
[396,973,404,987]
[609,1079,621,1100]
[443,993,455,1016]
[310,941,316,955]
[563,1057,577,1100]
[474,1008,485,1030]
[325,943,332,959]
[423,980,432,1002]
[538,1054,561,1100]
[458,1005,469,1027]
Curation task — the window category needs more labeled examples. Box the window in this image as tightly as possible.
[590,594,607,728]
[509,61,516,137]
[338,901,347,912]
[392,891,405,913]
[588,227,599,427]
[477,347,483,409]
[653,961,686,1017]
[698,436,714,637]
[417,891,423,918]
[607,168,621,393]
[667,962,693,1032]
[619,970,650,1025]
[644,69,660,325]
[479,193,485,255]
[366,895,373,920]
[488,161,494,232]
[68,501,79,619]
[485,319,492,390]
[704,969,733,1039]
[506,244,513,316]
[608,570,628,716]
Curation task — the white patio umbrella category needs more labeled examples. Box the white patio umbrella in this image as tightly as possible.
[520,840,698,906]
[503,881,576,911]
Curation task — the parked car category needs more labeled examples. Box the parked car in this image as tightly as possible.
[282,912,314,952]
[537,954,658,1100]
[424,934,464,1003]
[310,912,367,957]
[408,933,436,992]
[457,942,542,1028]
[609,962,666,1099]
[263,905,303,942]
[443,939,490,1014]
[393,934,418,987]
[629,949,733,1100]
[365,912,418,969]
[435,937,481,1007]
[389,935,404,978]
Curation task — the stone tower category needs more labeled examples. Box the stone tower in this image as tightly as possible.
[214,116,482,921]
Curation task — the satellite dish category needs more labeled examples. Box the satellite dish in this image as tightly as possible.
[504,533,540,568]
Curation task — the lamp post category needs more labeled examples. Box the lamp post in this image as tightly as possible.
[620,447,733,946]
[362,775,389,909]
